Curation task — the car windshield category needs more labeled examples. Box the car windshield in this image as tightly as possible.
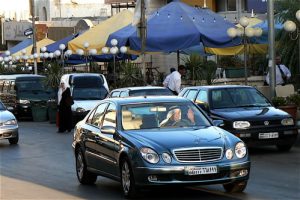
[121,102,211,130]
[129,89,173,96]
[73,87,108,100]
[211,88,271,109]
[0,102,5,110]
[16,78,47,91]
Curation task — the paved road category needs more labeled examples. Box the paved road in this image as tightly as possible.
[1,122,299,200]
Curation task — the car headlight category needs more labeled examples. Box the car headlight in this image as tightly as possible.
[4,119,17,125]
[225,149,233,160]
[281,118,294,126]
[140,147,159,164]
[162,153,172,163]
[233,121,250,129]
[76,107,85,112]
[18,99,30,104]
[235,142,247,159]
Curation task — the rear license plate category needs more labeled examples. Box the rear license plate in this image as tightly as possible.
[184,166,218,176]
[259,132,279,139]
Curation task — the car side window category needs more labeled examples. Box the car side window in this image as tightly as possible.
[120,91,128,97]
[91,103,108,127]
[196,90,208,103]
[111,91,120,97]
[102,103,117,128]
[185,90,198,101]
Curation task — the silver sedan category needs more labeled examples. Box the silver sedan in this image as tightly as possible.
[0,101,19,144]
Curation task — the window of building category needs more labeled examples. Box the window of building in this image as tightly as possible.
[216,0,243,12]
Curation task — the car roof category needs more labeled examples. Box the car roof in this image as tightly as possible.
[0,74,45,80]
[183,85,254,90]
[107,96,190,104]
[63,73,103,77]
[111,86,168,92]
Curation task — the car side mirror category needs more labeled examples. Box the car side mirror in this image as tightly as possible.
[213,120,224,127]
[100,126,116,134]
[195,100,209,112]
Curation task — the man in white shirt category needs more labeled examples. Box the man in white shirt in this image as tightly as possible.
[163,67,176,87]
[266,56,291,86]
[167,65,186,95]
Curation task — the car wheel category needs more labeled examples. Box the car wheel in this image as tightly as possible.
[121,158,137,199]
[8,135,19,145]
[276,144,293,152]
[223,180,247,193]
[75,148,97,185]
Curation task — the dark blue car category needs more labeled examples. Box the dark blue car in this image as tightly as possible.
[72,96,250,198]
[179,85,298,151]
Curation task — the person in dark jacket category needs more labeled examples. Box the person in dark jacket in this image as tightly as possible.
[57,81,73,133]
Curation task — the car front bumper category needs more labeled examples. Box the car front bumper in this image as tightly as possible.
[230,126,298,147]
[133,161,250,186]
[0,126,19,139]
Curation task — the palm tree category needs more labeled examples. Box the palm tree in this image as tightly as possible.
[275,0,300,75]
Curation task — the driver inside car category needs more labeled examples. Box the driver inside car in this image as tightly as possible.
[160,107,195,127]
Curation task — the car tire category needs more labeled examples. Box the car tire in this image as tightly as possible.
[120,158,138,199]
[223,180,247,193]
[75,148,97,185]
[8,135,19,145]
[276,144,293,152]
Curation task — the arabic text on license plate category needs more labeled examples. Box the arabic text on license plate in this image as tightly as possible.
[185,166,218,176]
[259,132,279,139]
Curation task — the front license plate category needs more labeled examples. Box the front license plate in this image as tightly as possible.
[185,166,218,176]
[259,132,279,139]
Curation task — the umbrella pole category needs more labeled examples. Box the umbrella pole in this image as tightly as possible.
[140,0,147,85]
[177,50,180,68]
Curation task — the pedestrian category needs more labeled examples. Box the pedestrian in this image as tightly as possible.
[57,80,73,133]
[166,65,186,95]
[163,67,176,87]
[265,55,291,86]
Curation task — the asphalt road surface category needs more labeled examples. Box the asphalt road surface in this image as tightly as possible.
[1,121,299,200]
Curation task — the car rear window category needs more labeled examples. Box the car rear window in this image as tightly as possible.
[129,89,173,96]
[73,76,104,88]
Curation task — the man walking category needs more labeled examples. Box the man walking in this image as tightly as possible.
[163,67,176,87]
[167,65,186,95]
[265,55,291,86]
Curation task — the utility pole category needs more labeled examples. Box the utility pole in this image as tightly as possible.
[140,0,147,84]
[30,0,38,74]
[267,0,275,97]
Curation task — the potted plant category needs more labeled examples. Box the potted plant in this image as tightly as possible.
[44,62,63,123]
[272,95,298,121]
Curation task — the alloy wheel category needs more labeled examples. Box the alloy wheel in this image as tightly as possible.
[76,152,84,180]
[122,161,131,194]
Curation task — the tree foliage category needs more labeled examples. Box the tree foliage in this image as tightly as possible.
[275,0,300,75]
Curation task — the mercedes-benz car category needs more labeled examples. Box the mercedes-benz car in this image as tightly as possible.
[179,85,298,151]
[72,96,250,198]
[0,101,19,144]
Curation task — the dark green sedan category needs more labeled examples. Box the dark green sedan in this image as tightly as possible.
[72,96,250,198]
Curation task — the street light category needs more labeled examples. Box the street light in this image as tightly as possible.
[227,17,263,85]
[76,42,97,72]
[283,10,300,73]
[101,39,127,86]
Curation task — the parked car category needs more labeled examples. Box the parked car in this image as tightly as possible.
[179,85,298,151]
[0,101,19,144]
[60,73,109,123]
[72,96,250,198]
[0,74,55,118]
[108,86,174,98]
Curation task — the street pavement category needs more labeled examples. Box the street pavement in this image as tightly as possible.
[0,121,299,200]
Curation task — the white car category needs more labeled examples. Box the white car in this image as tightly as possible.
[60,73,109,123]
[0,101,19,144]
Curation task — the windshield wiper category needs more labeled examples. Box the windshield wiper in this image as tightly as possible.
[239,104,269,107]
